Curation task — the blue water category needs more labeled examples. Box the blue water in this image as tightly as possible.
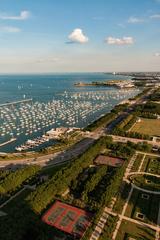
[0,73,129,103]
[0,73,139,152]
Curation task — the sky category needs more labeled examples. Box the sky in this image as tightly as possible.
[0,0,160,73]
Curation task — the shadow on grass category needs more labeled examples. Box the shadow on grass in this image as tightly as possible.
[0,190,73,240]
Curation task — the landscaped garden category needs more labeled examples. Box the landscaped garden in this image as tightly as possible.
[115,220,156,240]
[125,188,160,225]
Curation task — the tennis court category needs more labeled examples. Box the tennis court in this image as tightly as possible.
[42,201,92,238]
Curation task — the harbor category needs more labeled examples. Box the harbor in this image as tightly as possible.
[0,74,139,153]
[15,127,80,151]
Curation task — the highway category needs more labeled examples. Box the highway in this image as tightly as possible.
[0,137,96,169]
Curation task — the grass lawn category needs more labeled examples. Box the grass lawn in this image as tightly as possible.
[113,183,131,214]
[125,188,159,225]
[115,220,155,240]
[132,118,160,136]
[140,155,150,172]
[1,188,31,212]
[131,154,144,172]
[0,186,69,240]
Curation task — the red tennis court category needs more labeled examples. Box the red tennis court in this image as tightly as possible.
[42,201,92,238]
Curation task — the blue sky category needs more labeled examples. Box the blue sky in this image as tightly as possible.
[0,0,160,73]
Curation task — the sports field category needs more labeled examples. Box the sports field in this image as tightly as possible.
[132,118,160,136]
[42,201,92,238]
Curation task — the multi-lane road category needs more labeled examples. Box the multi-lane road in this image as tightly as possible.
[0,137,97,169]
[0,87,158,170]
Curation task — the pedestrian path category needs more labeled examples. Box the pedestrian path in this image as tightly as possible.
[112,186,134,240]
[0,187,25,209]
[90,197,116,240]
[138,154,146,172]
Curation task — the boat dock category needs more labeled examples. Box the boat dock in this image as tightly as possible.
[0,99,32,108]
[16,136,49,151]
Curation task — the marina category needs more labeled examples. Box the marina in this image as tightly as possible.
[0,74,139,152]
[15,136,49,151]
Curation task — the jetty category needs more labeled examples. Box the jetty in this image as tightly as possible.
[0,99,32,108]
[0,138,17,147]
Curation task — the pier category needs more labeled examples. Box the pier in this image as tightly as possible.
[0,99,32,108]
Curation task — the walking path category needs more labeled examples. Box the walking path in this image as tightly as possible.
[89,197,117,240]
[112,152,138,240]
[0,183,37,210]
[136,151,160,158]
[110,135,160,147]
[132,183,160,195]
[123,152,137,180]
[127,120,137,132]
[128,172,160,178]
[112,186,134,240]
[0,187,25,209]
[138,154,146,172]
[111,151,160,239]
[105,208,160,232]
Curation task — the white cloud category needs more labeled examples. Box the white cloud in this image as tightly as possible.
[128,17,144,23]
[105,36,134,45]
[154,52,160,57]
[150,14,160,19]
[0,10,30,20]
[68,28,89,43]
[0,26,21,33]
